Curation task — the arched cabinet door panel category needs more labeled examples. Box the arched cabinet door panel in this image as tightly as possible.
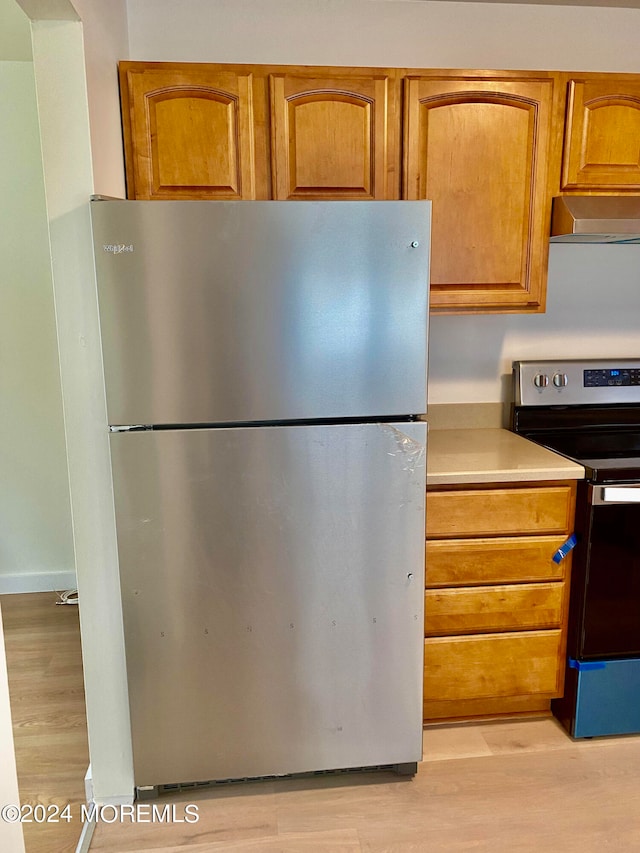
[403,74,560,314]
[119,62,267,200]
[269,71,399,200]
[562,78,640,190]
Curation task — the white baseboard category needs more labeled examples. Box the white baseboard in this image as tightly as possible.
[84,765,93,804]
[93,793,135,807]
[74,818,95,853]
[0,571,76,595]
[84,768,135,807]
[76,766,96,853]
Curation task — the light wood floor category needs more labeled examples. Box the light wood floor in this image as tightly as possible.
[88,718,640,852]
[1,592,89,853]
[6,592,640,852]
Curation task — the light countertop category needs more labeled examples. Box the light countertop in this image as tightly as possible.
[427,428,585,486]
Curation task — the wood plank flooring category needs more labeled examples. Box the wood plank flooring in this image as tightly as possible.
[1,592,89,853]
[87,721,640,851]
[5,591,640,852]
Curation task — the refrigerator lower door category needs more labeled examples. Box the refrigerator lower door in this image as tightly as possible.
[110,421,426,787]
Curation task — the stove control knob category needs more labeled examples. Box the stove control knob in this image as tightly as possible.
[533,373,549,389]
[552,372,568,388]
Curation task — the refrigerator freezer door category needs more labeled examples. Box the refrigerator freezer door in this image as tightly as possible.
[91,200,429,425]
[110,421,426,787]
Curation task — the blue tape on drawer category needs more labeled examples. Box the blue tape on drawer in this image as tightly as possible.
[569,658,606,671]
[552,533,577,564]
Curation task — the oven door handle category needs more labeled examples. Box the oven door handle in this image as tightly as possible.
[592,485,640,505]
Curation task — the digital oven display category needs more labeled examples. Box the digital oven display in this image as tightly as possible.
[584,368,640,387]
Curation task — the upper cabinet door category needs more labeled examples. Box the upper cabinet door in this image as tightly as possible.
[404,75,560,314]
[119,62,268,200]
[562,77,640,191]
[269,71,399,200]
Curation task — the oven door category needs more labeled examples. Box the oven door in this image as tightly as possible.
[581,483,640,659]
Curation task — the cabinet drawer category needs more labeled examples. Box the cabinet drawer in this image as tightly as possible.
[425,582,564,636]
[426,485,574,538]
[424,630,563,701]
[425,535,567,586]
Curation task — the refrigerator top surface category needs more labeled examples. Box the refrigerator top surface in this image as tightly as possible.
[91,200,430,426]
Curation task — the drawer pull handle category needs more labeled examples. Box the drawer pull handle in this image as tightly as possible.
[602,487,640,503]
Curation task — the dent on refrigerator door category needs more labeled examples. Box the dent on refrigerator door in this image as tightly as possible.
[378,423,427,473]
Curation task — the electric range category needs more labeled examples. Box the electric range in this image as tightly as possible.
[512,359,640,738]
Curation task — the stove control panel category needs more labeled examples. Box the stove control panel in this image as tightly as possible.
[514,359,640,406]
[584,368,640,387]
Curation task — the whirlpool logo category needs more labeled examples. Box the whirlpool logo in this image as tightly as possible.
[103,244,134,254]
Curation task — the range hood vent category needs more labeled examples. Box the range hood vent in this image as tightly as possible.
[550,196,640,244]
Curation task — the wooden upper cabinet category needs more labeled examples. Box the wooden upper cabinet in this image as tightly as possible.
[119,62,269,200]
[269,70,399,200]
[403,74,561,313]
[561,77,640,191]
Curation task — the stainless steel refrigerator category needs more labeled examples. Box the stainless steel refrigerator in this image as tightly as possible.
[90,199,430,793]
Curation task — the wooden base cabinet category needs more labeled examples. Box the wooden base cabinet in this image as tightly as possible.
[425,582,564,636]
[424,481,576,722]
[425,630,564,701]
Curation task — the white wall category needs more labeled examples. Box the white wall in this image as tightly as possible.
[126,0,640,72]
[428,244,640,402]
[125,0,640,405]
[72,0,129,196]
[0,0,30,58]
[0,2,74,594]
[18,0,135,803]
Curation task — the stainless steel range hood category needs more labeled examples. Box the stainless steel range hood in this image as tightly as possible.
[550,196,640,244]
